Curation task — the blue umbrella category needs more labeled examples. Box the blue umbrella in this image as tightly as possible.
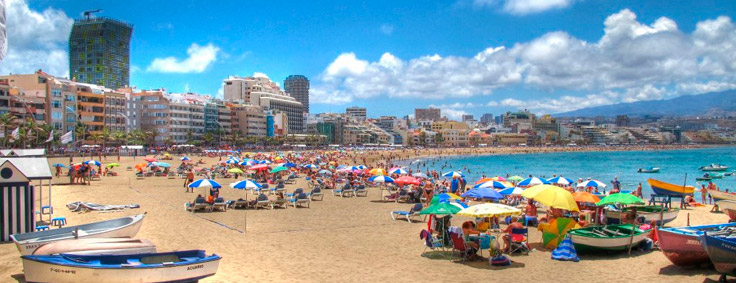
[498,187,525,196]
[156,162,171,168]
[548,176,574,186]
[577,179,607,188]
[180,157,191,161]
[389,167,408,175]
[84,160,101,166]
[230,180,262,189]
[518,177,550,187]
[369,175,394,183]
[462,187,504,199]
[283,162,297,168]
[188,179,222,189]
[228,156,241,162]
[442,171,464,178]
[225,159,239,164]
[474,180,513,189]
[52,163,67,168]
[318,169,332,176]
[303,164,318,169]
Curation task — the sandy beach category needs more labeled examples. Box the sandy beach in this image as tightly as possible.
[0,147,731,282]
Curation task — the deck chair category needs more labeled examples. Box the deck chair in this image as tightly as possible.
[187,197,209,213]
[420,229,443,254]
[211,197,227,212]
[308,187,324,201]
[450,232,473,261]
[271,198,289,209]
[334,183,354,197]
[254,194,271,210]
[271,181,286,195]
[232,198,250,209]
[286,188,304,198]
[354,184,368,197]
[391,203,425,222]
[509,228,530,254]
[294,193,310,208]
[396,189,412,203]
[136,173,145,180]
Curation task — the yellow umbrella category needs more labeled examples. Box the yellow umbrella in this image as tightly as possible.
[228,168,244,174]
[457,203,522,218]
[522,184,579,212]
[370,168,387,176]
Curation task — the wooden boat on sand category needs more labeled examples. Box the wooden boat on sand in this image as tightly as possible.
[708,190,736,202]
[717,200,736,222]
[567,224,651,252]
[657,223,736,267]
[21,250,221,283]
[647,179,695,197]
[700,232,736,282]
[32,238,156,256]
[605,206,679,225]
[10,214,146,255]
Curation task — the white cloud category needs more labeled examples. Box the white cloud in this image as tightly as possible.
[146,43,220,73]
[441,109,470,120]
[0,0,73,76]
[312,9,736,113]
[472,0,575,15]
[380,24,394,35]
[253,72,270,79]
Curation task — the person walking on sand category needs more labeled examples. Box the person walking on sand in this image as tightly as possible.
[184,170,194,192]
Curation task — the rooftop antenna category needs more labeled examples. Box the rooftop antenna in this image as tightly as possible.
[83,9,103,20]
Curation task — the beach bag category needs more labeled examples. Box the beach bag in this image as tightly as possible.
[490,255,510,266]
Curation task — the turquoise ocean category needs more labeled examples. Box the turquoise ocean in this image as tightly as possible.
[405,146,736,199]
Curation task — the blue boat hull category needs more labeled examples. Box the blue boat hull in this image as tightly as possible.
[700,234,736,278]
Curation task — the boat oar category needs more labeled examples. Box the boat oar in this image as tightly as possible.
[627,223,636,256]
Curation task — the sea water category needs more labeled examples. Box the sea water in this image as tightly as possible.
[406,146,736,198]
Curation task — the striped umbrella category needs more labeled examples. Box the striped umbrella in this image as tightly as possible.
[188,179,222,189]
[388,167,408,175]
[84,160,101,166]
[462,187,504,199]
[518,177,550,187]
[369,175,394,183]
[442,171,464,178]
[180,157,191,161]
[225,159,239,164]
[230,180,262,189]
[577,179,607,188]
[303,164,319,170]
[249,164,269,171]
[318,169,333,176]
[548,176,574,186]
[498,187,525,196]
[370,168,387,176]
[474,180,513,189]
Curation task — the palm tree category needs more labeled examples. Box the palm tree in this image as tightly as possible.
[202,132,214,146]
[89,132,103,146]
[75,122,88,144]
[101,128,111,149]
[0,113,16,148]
[113,131,127,146]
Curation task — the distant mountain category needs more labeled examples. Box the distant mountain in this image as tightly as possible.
[554,90,736,117]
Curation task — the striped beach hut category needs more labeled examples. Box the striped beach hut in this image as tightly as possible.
[0,160,35,242]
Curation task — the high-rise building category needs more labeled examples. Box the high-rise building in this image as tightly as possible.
[223,76,303,133]
[346,106,366,121]
[69,16,133,89]
[415,107,441,121]
[480,113,494,124]
[284,75,309,114]
[461,114,474,122]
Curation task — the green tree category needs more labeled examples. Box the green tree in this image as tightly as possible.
[0,113,16,148]
[75,122,88,144]
[89,132,103,145]
[101,128,111,148]
[433,132,444,147]
[203,132,215,145]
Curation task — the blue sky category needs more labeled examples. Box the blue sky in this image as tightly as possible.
[4,0,736,119]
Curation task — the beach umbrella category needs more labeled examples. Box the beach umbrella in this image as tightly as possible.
[541,218,581,249]
[571,191,600,204]
[498,187,525,196]
[228,168,245,174]
[430,193,464,205]
[507,175,524,182]
[474,180,513,189]
[282,162,297,168]
[250,164,269,171]
[225,159,239,164]
[147,162,159,167]
[395,176,421,186]
[370,168,387,176]
[595,193,644,206]
[548,176,574,186]
[419,202,462,215]
[106,163,121,168]
[52,163,67,168]
[518,177,550,187]
[228,156,241,163]
[303,164,319,170]
[388,167,408,175]
[577,179,607,188]
[369,175,394,183]
[412,172,428,178]
[84,160,101,166]
[442,171,464,178]
[180,157,191,161]
[156,162,171,168]
[475,177,494,185]
[457,203,521,218]
[318,169,333,176]
[462,187,504,199]
[143,157,157,162]
[230,180,262,189]
[491,176,508,182]
[270,166,288,174]
[188,179,222,189]
[522,184,579,212]
[353,165,367,170]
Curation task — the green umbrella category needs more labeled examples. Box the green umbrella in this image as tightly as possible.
[270,166,288,173]
[106,163,121,168]
[419,203,462,215]
[596,193,644,206]
[508,175,524,182]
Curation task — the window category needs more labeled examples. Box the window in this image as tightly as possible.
[52,100,62,108]
[52,111,62,120]
[52,89,62,97]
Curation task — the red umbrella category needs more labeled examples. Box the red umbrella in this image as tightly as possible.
[144,157,157,162]
[249,164,270,171]
[395,176,421,186]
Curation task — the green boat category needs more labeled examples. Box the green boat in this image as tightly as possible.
[567,224,651,253]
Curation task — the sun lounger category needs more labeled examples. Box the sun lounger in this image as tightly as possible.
[271,198,289,209]
[308,187,324,201]
[334,183,354,197]
[254,194,271,210]
[136,174,145,180]
[90,175,101,181]
[354,184,367,197]
[293,193,310,208]
[186,197,209,213]
[211,197,227,212]
[390,203,425,222]
[232,199,250,209]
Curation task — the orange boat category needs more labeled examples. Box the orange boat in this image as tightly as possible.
[647,179,695,196]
